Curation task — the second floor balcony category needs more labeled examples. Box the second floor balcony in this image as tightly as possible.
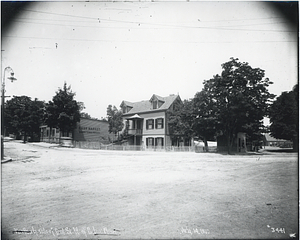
[128,128,143,136]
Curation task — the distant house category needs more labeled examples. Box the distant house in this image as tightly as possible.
[40,125,61,143]
[40,117,113,144]
[217,132,247,153]
[263,133,292,147]
[120,94,193,150]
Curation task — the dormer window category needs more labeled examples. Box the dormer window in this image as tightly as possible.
[120,101,133,114]
[150,95,165,110]
[153,100,158,109]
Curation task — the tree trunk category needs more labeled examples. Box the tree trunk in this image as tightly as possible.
[292,136,299,151]
[203,137,209,152]
[227,136,231,154]
[227,134,233,154]
[49,127,52,143]
[23,131,27,143]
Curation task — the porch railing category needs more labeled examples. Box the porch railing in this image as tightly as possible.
[127,129,142,135]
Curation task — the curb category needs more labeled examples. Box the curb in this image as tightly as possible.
[27,142,61,149]
[1,158,12,164]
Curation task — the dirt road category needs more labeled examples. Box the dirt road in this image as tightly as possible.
[1,141,298,239]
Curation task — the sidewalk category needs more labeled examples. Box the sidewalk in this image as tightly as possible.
[2,141,61,164]
[27,142,61,148]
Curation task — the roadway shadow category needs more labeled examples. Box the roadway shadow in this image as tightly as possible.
[264,148,296,153]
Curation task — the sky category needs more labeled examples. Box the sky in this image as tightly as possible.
[2,1,298,120]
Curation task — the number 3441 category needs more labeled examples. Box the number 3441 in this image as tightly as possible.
[271,228,285,233]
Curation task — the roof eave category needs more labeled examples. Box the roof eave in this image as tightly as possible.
[123,108,168,116]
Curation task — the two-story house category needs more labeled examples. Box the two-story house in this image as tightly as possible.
[120,94,185,149]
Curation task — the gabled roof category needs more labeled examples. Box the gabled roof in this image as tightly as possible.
[127,114,142,119]
[263,133,286,142]
[120,100,133,107]
[150,94,165,102]
[121,94,180,115]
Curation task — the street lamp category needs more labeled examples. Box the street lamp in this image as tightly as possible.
[1,66,17,160]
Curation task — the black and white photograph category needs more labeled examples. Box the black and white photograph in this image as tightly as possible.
[1,1,298,239]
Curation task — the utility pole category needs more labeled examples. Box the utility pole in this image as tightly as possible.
[1,67,17,160]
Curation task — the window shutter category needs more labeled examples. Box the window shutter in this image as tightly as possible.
[155,138,157,146]
[155,119,157,129]
[146,120,149,130]
[161,138,164,146]
[146,138,148,146]
[161,118,164,129]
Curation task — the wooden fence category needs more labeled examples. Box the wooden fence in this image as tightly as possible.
[74,141,143,151]
[73,141,218,152]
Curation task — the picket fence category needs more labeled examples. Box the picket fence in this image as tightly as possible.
[73,141,217,152]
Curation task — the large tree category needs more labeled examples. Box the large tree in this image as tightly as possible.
[200,58,275,153]
[193,91,217,151]
[44,82,81,137]
[5,96,45,142]
[106,105,124,142]
[269,84,298,150]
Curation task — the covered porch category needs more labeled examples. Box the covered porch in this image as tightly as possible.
[126,114,144,146]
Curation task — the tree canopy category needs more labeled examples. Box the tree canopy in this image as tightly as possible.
[167,99,194,146]
[193,90,217,150]
[80,112,92,119]
[197,58,275,153]
[4,96,45,142]
[106,105,124,142]
[269,84,298,150]
[44,82,81,137]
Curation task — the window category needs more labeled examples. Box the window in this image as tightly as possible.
[155,118,164,129]
[146,137,154,146]
[158,101,164,108]
[146,119,154,129]
[153,100,158,109]
[137,120,141,129]
[155,137,164,147]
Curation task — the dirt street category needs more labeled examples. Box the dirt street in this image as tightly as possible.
[1,141,298,239]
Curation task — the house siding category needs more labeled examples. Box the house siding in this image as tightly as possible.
[141,111,165,136]
[124,111,172,147]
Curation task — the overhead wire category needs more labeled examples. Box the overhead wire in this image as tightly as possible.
[3,35,297,44]
[12,17,291,31]
[3,7,296,44]
[20,8,296,33]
